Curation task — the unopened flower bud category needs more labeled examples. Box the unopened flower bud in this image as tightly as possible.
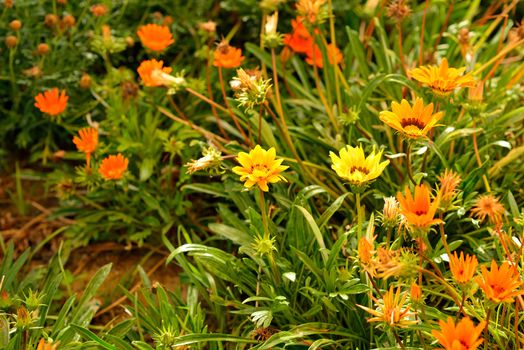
[37,43,50,55]
[80,73,92,89]
[9,19,21,31]
[5,35,17,48]
[44,14,59,28]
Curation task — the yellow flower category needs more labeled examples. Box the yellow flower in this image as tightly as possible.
[409,58,476,96]
[329,144,389,186]
[232,145,288,192]
[379,98,443,139]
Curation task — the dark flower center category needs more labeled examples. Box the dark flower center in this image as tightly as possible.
[400,118,425,130]
[414,210,427,216]
[350,166,370,175]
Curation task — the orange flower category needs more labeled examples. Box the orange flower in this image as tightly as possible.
[409,58,475,96]
[476,260,523,303]
[449,251,478,284]
[36,339,58,350]
[410,282,422,302]
[379,98,443,139]
[358,285,416,328]
[432,317,486,350]
[471,194,505,226]
[358,237,374,264]
[90,4,108,16]
[137,59,173,87]
[305,43,343,68]
[283,17,314,54]
[137,24,174,52]
[213,41,245,68]
[73,127,98,169]
[34,88,68,116]
[99,154,128,180]
[397,184,442,232]
[437,169,461,208]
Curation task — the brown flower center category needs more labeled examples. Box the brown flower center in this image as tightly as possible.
[349,166,370,175]
[414,210,427,216]
[400,118,425,130]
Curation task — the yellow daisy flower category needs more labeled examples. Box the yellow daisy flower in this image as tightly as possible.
[409,58,475,96]
[379,98,443,139]
[232,145,288,192]
[329,144,389,186]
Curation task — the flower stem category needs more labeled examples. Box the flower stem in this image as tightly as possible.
[356,192,362,238]
[484,307,492,350]
[217,67,251,146]
[472,121,491,192]
[406,142,417,185]
[258,189,269,239]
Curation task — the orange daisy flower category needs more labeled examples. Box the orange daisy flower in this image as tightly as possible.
[305,43,343,68]
[397,184,442,232]
[34,88,68,116]
[470,194,505,226]
[99,154,129,181]
[432,317,486,350]
[283,17,314,54]
[137,24,174,52]
[449,251,478,284]
[379,98,443,139]
[358,285,416,328]
[409,58,476,96]
[213,41,245,69]
[36,339,58,350]
[476,260,523,303]
[137,59,173,87]
[73,127,98,169]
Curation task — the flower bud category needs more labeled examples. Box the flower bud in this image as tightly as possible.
[80,73,92,89]
[44,14,59,28]
[9,20,21,31]
[5,35,17,48]
[37,43,50,55]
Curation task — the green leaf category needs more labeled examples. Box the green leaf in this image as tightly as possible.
[70,324,118,350]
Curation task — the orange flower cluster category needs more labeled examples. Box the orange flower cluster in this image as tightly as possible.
[34,88,69,116]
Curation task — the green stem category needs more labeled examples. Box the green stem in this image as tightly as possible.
[406,142,417,185]
[356,192,362,238]
[258,189,269,239]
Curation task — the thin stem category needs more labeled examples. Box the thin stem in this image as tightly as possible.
[396,22,407,74]
[206,51,228,139]
[392,329,407,350]
[217,67,251,146]
[472,121,491,192]
[356,192,362,238]
[439,213,451,257]
[327,0,343,115]
[484,308,492,350]
[258,189,269,239]
[270,48,284,118]
[419,0,429,65]
[406,142,417,185]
